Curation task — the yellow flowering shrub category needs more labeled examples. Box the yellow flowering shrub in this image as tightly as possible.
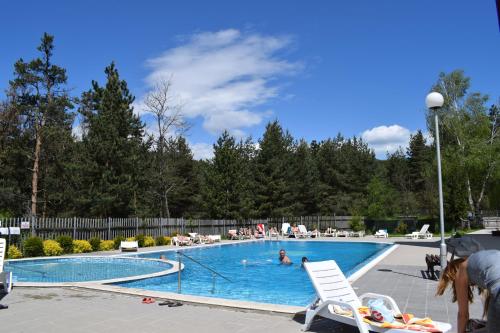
[144,236,155,247]
[99,240,115,251]
[163,236,172,245]
[7,245,23,259]
[126,237,135,242]
[43,240,63,256]
[73,240,92,253]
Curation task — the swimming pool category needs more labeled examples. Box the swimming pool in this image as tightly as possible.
[5,257,173,283]
[117,241,392,306]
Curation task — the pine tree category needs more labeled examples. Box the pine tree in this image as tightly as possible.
[8,33,73,217]
[287,140,320,215]
[407,130,431,193]
[163,136,199,217]
[78,63,146,217]
[201,131,256,219]
[254,121,293,217]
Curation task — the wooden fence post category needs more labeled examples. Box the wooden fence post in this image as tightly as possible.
[107,217,111,240]
[73,217,77,239]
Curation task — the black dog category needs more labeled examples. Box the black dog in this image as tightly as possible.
[425,254,440,279]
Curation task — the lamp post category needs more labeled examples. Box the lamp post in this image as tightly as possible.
[425,92,446,270]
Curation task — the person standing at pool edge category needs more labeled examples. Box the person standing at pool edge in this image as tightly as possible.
[279,249,291,264]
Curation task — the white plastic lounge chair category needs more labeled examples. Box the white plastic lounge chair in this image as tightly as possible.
[323,228,337,237]
[374,229,389,238]
[207,235,221,242]
[268,228,279,238]
[0,238,13,310]
[351,230,365,237]
[172,236,192,246]
[227,229,240,240]
[188,232,205,244]
[405,224,432,239]
[120,241,138,252]
[281,223,291,237]
[337,230,350,237]
[303,260,451,333]
[298,225,312,238]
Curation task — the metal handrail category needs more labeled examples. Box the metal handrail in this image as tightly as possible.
[176,251,232,282]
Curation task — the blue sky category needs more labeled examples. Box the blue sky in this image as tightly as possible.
[1,1,499,158]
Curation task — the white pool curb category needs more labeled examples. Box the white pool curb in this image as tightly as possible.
[8,239,397,314]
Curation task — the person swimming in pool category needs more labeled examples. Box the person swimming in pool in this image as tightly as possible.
[279,249,292,264]
[301,257,309,267]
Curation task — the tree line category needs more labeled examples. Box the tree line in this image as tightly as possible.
[0,34,498,228]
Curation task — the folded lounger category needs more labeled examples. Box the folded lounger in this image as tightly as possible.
[303,260,451,333]
[120,241,139,252]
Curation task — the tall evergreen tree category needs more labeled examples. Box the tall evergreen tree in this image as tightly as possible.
[255,121,293,217]
[78,63,146,217]
[287,140,320,215]
[201,131,256,219]
[386,148,415,215]
[163,136,199,217]
[8,33,73,217]
[407,130,431,193]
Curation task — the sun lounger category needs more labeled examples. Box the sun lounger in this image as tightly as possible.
[0,238,13,310]
[303,260,451,333]
[323,228,337,237]
[374,229,389,238]
[188,233,207,244]
[172,236,192,246]
[255,223,266,238]
[227,229,241,240]
[405,224,432,239]
[337,230,350,237]
[120,241,138,252]
[207,235,221,242]
[281,223,291,237]
[297,225,312,238]
[268,227,279,238]
[350,230,365,237]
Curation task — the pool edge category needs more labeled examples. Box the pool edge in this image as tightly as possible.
[347,243,399,283]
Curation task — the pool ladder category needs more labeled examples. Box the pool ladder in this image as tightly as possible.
[176,251,232,294]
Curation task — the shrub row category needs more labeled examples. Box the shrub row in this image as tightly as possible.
[5,234,172,259]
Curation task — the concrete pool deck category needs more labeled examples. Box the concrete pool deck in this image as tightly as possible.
[1,232,497,332]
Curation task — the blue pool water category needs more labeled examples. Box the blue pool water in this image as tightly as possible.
[5,257,172,283]
[117,241,392,306]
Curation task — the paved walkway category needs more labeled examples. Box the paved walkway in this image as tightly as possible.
[1,232,497,333]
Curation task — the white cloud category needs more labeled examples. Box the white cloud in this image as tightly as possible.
[361,124,412,158]
[141,29,300,136]
[190,142,214,160]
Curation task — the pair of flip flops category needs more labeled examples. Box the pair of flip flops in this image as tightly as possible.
[142,297,155,304]
[158,300,183,307]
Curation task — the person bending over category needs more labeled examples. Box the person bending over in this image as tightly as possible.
[436,249,500,333]
[279,249,292,264]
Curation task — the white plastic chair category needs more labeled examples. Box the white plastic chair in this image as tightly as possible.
[281,223,291,237]
[405,224,432,239]
[0,238,13,310]
[298,225,311,238]
[119,241,138,252]
[374,229,389,238]
[303,260,451,333]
